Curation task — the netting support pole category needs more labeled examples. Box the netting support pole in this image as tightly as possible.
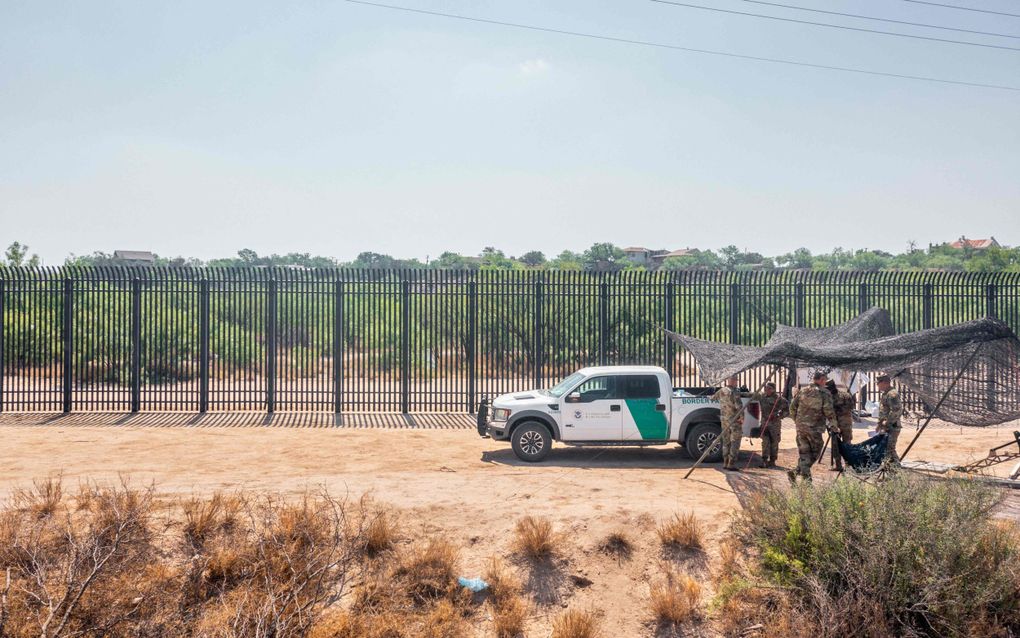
[900,342,983,463]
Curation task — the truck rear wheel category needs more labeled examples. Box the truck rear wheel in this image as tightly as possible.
[511,422,552,462]
[685,422,723,463]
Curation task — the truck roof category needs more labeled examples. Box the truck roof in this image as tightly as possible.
[574,365,669,376]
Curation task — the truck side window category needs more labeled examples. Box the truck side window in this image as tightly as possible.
[622,375,660,399]
[574,376,616,402]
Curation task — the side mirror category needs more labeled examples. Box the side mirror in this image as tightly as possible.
[566,392,581,403]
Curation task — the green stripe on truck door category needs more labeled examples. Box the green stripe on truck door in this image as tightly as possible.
[625,398,669,439]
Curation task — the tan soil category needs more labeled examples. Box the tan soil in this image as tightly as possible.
[0,417,1017,637]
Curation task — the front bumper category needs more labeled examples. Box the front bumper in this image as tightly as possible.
[487,423,510,440]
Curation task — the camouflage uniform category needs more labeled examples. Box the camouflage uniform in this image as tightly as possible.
[711,385,745,468]
[788,385,835,480]
[831,388,856,470]
[751,390,789,467]
[879,386,903,463]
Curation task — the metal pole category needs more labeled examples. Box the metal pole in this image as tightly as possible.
[333,280,343,415]
[199,279,210,413]
[900,342,984,462]
[130,278,141,413]
[664,280,675,378]
[729,282,740,345]
[534,276,543,388]
[62,277,73,414]
[0,277,4,412]
[267,278,277,414]
[599,279,609,366]
[467,280,477,412]
[400,279,410,414]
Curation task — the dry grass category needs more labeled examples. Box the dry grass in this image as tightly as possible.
[362,509,398,558]
[392,538,460,604]
[657,512,704,551]
[513,515,557,560]
[649,567,703,628]
[550,608,601,638]
[714,541,741,584]
[599,529,633,560]
[486,558,528,638]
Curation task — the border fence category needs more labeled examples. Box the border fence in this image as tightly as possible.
[1,267,1017,415]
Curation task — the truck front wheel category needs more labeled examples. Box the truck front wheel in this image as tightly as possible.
[684,422,723,463]
[511,422,552,462]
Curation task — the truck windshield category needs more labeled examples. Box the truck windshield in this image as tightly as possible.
[547,372,585,398]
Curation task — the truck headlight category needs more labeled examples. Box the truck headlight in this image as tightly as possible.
[492,408,511,422]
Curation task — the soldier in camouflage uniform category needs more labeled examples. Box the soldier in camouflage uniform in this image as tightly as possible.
[750,382,788,468]
[711,375,745,472]
[788,371,836,483]
[826,379,856,472]
[876,374,903,463]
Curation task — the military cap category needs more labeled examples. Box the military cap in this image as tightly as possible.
[813,371,828,381]
[764,382,776,389]
[876,374,891,383]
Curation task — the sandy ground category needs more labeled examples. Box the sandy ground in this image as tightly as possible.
[0,416,1017,636]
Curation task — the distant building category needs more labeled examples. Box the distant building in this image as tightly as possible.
[949,237,1000,251]
[113,250,156,266]
[622,246,655,266]
[652,248,693,268]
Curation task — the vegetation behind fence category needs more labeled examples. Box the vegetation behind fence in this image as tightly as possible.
[1,267,1017,413]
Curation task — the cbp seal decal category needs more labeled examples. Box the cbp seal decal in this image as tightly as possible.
[574,410,583,419]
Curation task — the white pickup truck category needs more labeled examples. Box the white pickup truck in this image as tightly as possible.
[477,365,761,462]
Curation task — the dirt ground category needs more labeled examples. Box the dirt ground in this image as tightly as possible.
[1,415,1018,637]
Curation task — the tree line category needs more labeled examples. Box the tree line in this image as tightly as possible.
[5,238,1020,273]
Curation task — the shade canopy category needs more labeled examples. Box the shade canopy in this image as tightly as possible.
[665,308,1020,427]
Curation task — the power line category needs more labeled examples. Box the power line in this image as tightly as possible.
[732,0,1020,39]
[898,0,1020,19]
[342,0,1020,91]
[342,0,1020,92]
[650,0,1020,51]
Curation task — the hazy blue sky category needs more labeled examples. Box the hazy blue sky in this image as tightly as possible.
[1,0,1018,265]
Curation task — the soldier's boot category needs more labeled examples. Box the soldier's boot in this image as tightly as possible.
[786,470,797,485]
[766,460,777,468]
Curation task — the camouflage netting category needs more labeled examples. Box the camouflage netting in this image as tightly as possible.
[665,308,1020,427]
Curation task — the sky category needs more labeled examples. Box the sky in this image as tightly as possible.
[1,0,1018,265]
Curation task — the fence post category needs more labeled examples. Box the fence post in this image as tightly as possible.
[0,279,4,414]
[130,278,141,413]
[468,280,478,412]
[729,282,740,344]
[664,279,675,377]
[599,279,609,365]
[922,283,933,329]
[858,282,869,314]
[794,282,805,328]
[986,282,998,412]
[62,278,73,413]
[199,279,210,413]
[333,280,343,415]
[267,279,277,414]
[534,276,544,388]
[400,279,410,414]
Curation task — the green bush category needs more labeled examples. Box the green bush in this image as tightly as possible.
[731,475,1020,637]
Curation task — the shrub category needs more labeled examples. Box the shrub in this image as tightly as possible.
[513,516,557,560]
[599,530,633,560]
[550,608,601,638]
[392,538,460,604]
[361,509,397,558]
[731,474,1020,636]
[649,567,702,628]
[486,558,527,638]
[657,512,704,551]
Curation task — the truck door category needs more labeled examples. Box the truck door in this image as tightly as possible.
[619,374,670,441]
[559,375,623,441]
